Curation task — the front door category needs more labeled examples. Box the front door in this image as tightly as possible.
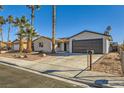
[64,43,67,51]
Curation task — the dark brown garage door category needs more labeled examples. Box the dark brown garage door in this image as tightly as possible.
[72,39,103,54]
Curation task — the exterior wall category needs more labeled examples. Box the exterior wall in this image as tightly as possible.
[103,37,110,53]
[56,42,63,52]
[61,43,64,51]
[69,32,104,53]
[33,37,52,53]
[56,42,69,52]
[103,38,106,53]
[66,43,69,52]
[12,43,27,51]
[13,44,19,51]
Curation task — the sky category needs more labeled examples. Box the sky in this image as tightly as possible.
[0,5,124,43]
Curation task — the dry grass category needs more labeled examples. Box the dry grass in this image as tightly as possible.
[92,52,123,76]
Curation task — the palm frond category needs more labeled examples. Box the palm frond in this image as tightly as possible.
[6,15,14,23]
[0,16,6,25]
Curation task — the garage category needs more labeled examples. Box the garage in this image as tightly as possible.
[72,39,103,53]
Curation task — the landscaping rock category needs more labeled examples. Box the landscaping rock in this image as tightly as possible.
[42,53,47,57]
[18,55,24,58]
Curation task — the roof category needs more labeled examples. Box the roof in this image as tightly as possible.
[12,39,27,43]
[33,30,113,42]
[33,36,52,42]
[57,37,69,42]
[68,30,112,39]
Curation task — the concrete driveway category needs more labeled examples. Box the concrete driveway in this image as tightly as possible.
[31,53,103,77]
[0,53,103,78]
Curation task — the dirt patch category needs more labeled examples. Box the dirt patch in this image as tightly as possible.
[92,52,123,76]
[0,52,49,61]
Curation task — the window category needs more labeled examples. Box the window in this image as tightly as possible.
[57,43,61,48]
[39,42,43,47]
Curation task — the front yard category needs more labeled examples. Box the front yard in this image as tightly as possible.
[0,64,80,88]
[0,51,48,61]
[92,52,123,76]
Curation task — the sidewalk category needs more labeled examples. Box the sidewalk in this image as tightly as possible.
[0,57,124,88]
[72,71,124,88]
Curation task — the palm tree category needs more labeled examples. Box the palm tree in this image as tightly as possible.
[6,15,14,50]
[26,5,40,26]
[52,5,56,53]
[0,16,5,43]
[13,16,28,54]
[26,5,40,53]
[25,23,39,53]
[16,29,26,54]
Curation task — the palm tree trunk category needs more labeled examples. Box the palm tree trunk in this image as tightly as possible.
[7,24,10,50]
[27,35,32,53]
[1,30,3,42]
[30,7,34,53]
[0,26,2,53]
[31,7,34,26]
[52,5,56,53]
[19,36,23,54]
[0,28,3,50]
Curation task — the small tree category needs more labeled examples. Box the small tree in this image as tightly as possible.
[13,16,28,54]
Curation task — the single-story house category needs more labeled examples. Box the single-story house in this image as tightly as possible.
[12,39,27,51]
[33,30,112,54]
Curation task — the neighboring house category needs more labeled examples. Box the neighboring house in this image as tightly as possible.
[12,39,27,51]
[33,30,112,54]
[0,41,7,49]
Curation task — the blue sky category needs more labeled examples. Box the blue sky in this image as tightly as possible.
[0,5,124,43]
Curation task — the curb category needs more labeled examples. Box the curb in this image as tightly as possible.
[71,78,114,88]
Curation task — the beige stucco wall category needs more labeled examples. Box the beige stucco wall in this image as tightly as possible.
[33,37,52,53]
[69,32,107,53]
